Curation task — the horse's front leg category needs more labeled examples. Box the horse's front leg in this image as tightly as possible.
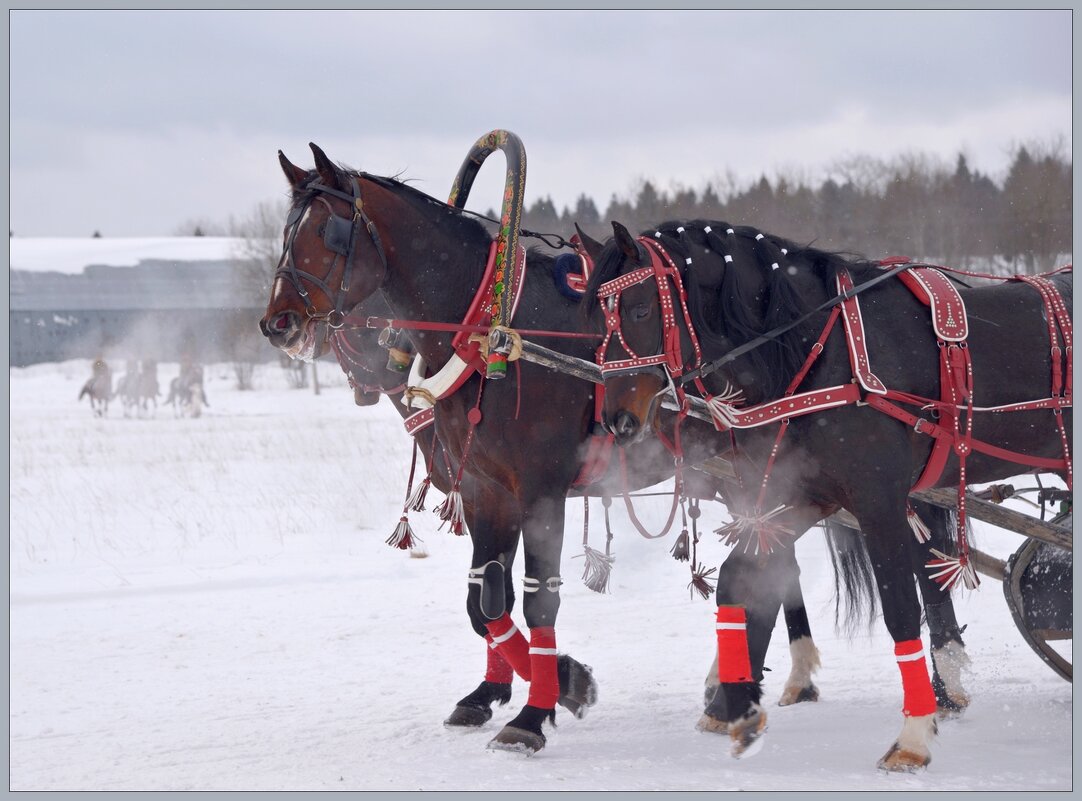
[488,494,576,754]
[699,546,791,756]
[445,481,521,728]
[701,550,821,710]
[853,494,939,772]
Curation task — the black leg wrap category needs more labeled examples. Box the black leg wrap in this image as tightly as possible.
[487,705,556,755]
[925,599,966,651]
[704,681,762,725]
[557,654,599,719]
[444,681,513,728]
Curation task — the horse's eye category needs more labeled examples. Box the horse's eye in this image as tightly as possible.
[631,303,652,322]
[316,223,326,238]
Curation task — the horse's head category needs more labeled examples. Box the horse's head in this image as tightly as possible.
[260,143,389,362]
[588,221,700,446]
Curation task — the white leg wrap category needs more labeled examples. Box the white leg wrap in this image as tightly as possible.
[932,640,971,707]
[896,713,936,757]
[785,635,821,688]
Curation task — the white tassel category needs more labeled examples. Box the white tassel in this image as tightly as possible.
[579,545,615,594]
[407,476,432,512]
[704,383,745,430]
[386,515,420,551]
[715,505,793,555]
[907,504,932,543]
[926,549,980,591]
[435,489,466,536]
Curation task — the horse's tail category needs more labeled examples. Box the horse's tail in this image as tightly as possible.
[78,381,91,401]
[822,519,878,635]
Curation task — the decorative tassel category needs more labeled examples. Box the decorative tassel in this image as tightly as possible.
[907,503,932,543]
[671,528,691,562]
[704,383,746,430]
[715,505,793,555]
[435,488,466,536]
[407,476,432,512]
[386,515,420,550]
[688,562,717,600]
[580,545,615,594]
[926,549,980,591]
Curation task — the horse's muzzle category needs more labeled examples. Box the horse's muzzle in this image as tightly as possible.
[260,310,303,350]
[604,409,645,446]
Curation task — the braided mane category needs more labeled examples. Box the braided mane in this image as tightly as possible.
[584,220,877,398]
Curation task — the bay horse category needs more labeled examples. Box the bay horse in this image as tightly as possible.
[261,145,973,755]
[78,358,113,417]
[584,219,1071,770]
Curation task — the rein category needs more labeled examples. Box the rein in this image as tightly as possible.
[678,258,917,386]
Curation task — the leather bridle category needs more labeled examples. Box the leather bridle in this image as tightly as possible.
[273,175,390,330]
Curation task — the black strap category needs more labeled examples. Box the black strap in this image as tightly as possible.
[679,261,915,385]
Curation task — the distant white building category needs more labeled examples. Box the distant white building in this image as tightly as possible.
[9,237,273,366]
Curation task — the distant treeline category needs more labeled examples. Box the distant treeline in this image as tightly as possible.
[516,145,1072,275]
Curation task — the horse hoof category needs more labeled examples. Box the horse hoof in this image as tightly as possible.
[729,704,767,758]
[557,655,598,718]
[778,683,819,706]
[695,713,729,735]
[877,742,931,772]
[487,726,545,755]
[444,704,493,728]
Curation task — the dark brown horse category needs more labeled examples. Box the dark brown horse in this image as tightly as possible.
[584,219,1071,769]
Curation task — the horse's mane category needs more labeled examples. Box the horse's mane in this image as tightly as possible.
[583,220,878,397]
[289,165,491,248]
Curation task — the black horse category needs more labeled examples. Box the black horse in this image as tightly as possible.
[261,146,976,759]
[584,219,1071,770]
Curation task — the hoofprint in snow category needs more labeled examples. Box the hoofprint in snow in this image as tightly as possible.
[10,360,1071,791]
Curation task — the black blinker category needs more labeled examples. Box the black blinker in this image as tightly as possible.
[324,214,353,255]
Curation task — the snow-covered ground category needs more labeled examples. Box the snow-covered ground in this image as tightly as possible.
[9,360,1072,791]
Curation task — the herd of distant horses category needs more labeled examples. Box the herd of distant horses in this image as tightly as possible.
[255,140,1071,772]
[78,359,208,418]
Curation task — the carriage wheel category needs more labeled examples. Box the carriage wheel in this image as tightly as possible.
[1002,523,1072,682]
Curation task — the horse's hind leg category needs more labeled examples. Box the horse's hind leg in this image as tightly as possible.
[910,500,971,717]
[853,494,938,771]
[776,570,821,706]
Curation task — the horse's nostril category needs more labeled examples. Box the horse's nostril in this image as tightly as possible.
[613,410,640,438]
[274,314,290,331]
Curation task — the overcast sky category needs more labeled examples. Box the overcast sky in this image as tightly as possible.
[9,9,1073,238]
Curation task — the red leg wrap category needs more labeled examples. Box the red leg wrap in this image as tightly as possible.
[484,614,531,681]
[895,639,937,717]
[525,627,560,709]
[484,635,515,684]
[716,605,753,683]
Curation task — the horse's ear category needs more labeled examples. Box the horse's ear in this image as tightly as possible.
[574,223,605,265]
[309,142,341,190]
[278,150,308,189]
[611,221,642,262]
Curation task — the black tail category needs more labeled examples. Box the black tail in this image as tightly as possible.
[822,521,878,635]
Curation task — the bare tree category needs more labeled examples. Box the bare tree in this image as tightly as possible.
[226,198,288,390]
